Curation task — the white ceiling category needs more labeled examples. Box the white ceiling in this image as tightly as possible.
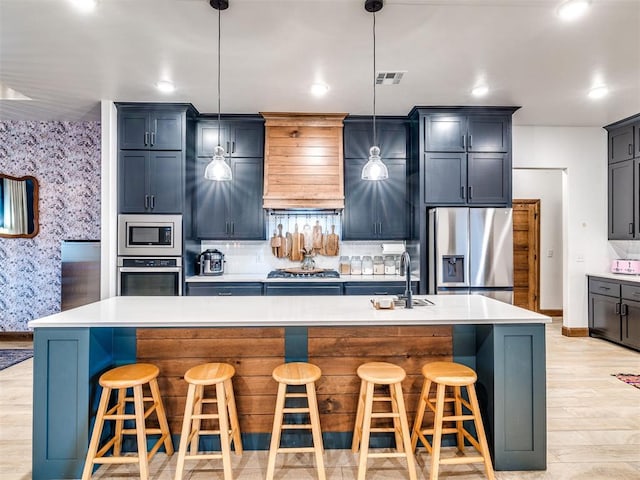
[0,0,639,126]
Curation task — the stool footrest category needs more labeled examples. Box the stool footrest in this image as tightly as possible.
[440,455,485,465]
[184,453,223,461]
[277,447,316,454]
[103,413,136,421]
[281,423,312,430]
[94,456,140,465]
[283,407,310,414]
[371,427,397,433]
[191,413,220,420]
[371,412,399,419]
[442,414,474,422]
[285,393,308,398]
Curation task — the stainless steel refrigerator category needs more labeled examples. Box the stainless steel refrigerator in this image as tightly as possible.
[427,207,513,304]
[61,240,101,311]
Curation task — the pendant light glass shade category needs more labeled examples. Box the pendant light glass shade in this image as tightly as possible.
[204,145,232,181]
[361,146,389,180]
[204,2,232,182]
[361,7,388,181]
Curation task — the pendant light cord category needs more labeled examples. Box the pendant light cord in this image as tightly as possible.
[217,6,221,147]
[372,11,377,148]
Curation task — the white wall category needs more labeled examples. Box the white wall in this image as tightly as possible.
[513,169,563,310]
[513,126,609,328]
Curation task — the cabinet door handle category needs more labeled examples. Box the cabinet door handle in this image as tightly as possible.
[218,292,233,296]
[374,292,389,295]
[232,141,236,154]
[378,222,382,235]
[468,134,472,149]
[150,195,155,209]
[462,135,466,149]
[630,144,633,156]
[599,286,611,291]
[144,132,149,146]
[461,186,465,199]
[468,186,473,199]
[150,131,155,146]
[615,302,620,314]
[231,222,235,235]
[630,223,634,235]
[373,223,377,235]
[622,303,628,316]
[144,195,149,209]
[226,141,230,154]
[225,222,229,234]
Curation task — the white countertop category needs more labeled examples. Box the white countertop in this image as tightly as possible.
[185,274,418,283]
[29,295,550,329]
[587,272,640,283]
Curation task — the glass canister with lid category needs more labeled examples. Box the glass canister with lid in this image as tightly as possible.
[384,255,396,275]
[373,256,385,275]
[339,256,351,275]
[362,256,374,275]
[350,256,362,275]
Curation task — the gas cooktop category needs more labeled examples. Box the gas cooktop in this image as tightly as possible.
[267,269,341,279]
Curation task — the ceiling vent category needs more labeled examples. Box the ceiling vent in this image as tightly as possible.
[376,71,406,85]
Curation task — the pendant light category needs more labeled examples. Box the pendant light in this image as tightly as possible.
[361,0,388,181]
[204,0,233,181]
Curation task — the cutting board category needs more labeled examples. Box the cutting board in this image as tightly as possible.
[290,224,303,261]
[325,225,339,256]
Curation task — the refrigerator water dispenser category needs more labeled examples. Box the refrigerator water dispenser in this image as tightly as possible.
[442,255,465,283]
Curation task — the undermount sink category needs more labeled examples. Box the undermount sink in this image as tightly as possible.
[393,298,434,308]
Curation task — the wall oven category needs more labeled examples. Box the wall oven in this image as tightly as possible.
[117,257,182,296]
[118,214,182,257]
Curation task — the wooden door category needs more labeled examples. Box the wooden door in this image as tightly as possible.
[513,199,540,311]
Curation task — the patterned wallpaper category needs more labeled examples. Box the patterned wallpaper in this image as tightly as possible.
[0,121,101,331]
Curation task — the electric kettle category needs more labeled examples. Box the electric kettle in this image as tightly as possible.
[198,249,225,276]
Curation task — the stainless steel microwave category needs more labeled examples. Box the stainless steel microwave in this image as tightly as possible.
[117,214,182,256]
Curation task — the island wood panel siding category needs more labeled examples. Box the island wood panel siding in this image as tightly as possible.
[308,326,453,432]
[262,113,347,209]
[137,327,285,433]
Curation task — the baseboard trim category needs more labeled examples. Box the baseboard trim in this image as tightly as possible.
[540,309,563,317]
[561,326,589,337]
[0,332,33,341]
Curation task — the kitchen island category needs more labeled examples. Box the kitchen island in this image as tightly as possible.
[29,295,550,479]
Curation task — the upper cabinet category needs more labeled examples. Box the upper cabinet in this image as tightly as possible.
[119,108,183,151]
[424,114,509,153]
[410,107,518,207]
[605,114,640,240]
[116,103,195,214]
[342,117,408,240]
[196,116,264,159]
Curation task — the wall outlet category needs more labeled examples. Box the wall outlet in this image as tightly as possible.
[576,255,584,263]
[547,249,554,258]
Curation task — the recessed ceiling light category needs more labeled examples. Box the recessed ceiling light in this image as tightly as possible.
[310,83,330,97]
[557,0,590,22]
[155,80,175,93]
[588,85,608,99]
[69,0,98,13]
[471,85,489,97]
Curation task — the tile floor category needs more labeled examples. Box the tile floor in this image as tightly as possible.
[1,320,639,479]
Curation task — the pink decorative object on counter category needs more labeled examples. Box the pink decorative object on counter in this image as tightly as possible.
[611,259,640,274]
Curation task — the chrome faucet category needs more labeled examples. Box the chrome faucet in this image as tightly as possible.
[400,251,413,309]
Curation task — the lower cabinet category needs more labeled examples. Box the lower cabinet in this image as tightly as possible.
[186,282,263,296]
[588,276,640,350]
[264,283,343,296]
[343,281,418,296]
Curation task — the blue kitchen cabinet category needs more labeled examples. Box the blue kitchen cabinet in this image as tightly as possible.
[264,283,343,296]
[195,157,264,239]
[186,282,264,296]
[342,117,408,240]
[119,107,183,151]
[196,116,264,158]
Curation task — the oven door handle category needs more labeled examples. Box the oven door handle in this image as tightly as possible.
[118,267,182,273]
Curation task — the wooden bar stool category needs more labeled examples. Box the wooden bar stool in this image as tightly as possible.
[174,362,242,480]
[266,362,325,480]
[351,362,417,480]
[81,363,174,480]
[411,361,494,480]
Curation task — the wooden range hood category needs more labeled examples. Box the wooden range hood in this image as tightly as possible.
[261,112,347,209]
